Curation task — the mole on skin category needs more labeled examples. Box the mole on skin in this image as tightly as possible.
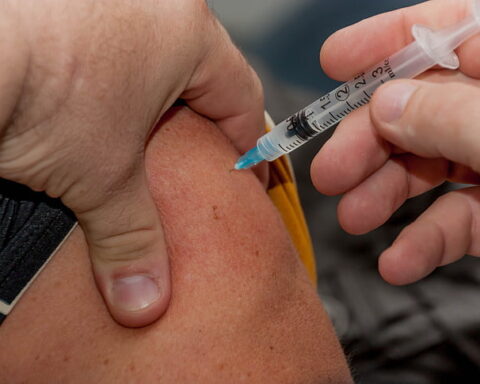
[212,205,220,220]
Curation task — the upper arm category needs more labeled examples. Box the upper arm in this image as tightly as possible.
[0,107,351,383]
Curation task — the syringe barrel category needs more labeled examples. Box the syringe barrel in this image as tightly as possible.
[255,40,436,163]
[256,119,293,161]
[388,41,436,79]
[250,0,480,167]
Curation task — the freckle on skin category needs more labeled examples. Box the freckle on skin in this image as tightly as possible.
[63,355,70,362]
[129,362,136,372]
[213,205,220,220]
[103,358,110,366]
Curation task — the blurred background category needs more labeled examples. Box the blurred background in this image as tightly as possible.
[208,1,480,383]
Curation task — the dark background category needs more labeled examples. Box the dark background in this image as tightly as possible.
[210,1,480,383]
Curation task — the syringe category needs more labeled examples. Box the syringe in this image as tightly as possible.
[235,0,480,170]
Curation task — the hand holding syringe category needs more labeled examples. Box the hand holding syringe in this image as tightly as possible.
[235,0,480,170]
[251,0,480,288]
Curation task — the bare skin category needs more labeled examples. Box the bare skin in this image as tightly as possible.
[0,108,352,383]
[313,0,480,285]
[0,0,265,326]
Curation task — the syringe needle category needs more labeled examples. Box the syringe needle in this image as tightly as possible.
[235,0,480,171]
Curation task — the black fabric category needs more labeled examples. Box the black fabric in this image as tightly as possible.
[0,179,76,323]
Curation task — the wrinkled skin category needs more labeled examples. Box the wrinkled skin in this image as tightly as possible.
[0,0,264,326]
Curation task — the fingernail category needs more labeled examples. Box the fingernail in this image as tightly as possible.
[375,83,418,123]
[111,275,159,312]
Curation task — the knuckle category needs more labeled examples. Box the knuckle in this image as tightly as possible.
[0,52,80,189]
[91,227,160,263]
[411,83,469,134]
[0,131,62,189]
[84,201,161,263]
[61,152,141,213]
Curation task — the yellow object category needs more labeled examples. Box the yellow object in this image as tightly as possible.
[265,114,317,285]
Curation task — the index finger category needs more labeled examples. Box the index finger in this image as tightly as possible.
[320,0,480,81]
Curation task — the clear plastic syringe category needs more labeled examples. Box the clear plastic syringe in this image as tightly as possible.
[235,0,480,170]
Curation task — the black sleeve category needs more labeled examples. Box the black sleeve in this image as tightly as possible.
[0,179,76,324]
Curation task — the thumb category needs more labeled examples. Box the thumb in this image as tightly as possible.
[370,80,480,172]
[75,168,170,328]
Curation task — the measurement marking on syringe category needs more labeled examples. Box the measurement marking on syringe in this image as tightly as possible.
[289,142,301,150]
[235,9,480,171]
[356,98,368,106]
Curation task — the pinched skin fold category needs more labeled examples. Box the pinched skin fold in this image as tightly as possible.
[0,107,352,383]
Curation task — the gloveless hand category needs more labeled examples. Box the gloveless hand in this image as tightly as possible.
[0,0,264,327]
[313,0,480,285]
